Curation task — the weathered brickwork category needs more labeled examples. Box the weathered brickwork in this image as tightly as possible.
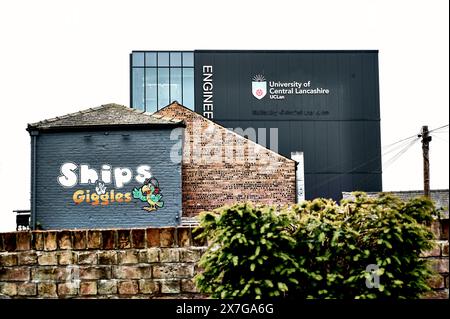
[0,228,207,299]
[0,223,447,299]
[155,102,297,217]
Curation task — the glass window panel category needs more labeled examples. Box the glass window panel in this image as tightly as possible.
[170,52,182,67]
[182,52,194,67]
[145,52,157,67]
[132,68,145,110]
[158,68,170,108]
[157,52,169,66]
[132,52,144,67]
[145,68,157,113]
[182,68,194,109]
[170,68,182,103]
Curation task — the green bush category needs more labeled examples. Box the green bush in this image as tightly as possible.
[290,193,435,298]
[195,193,437,299]
[195,203,298,298]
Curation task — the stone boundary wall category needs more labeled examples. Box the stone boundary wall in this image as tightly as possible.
[0,223,448,299]
[0,227,207,299]
[421,219,449,299]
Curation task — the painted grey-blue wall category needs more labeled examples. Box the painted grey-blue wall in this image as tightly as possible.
[32,128,182,230]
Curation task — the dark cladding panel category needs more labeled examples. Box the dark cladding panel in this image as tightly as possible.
[305,173,381,200]
[326,121,341,172]
[194,51,381,200]
[221,120,381,170]
[217,118,382,200]
[195,51,380,122]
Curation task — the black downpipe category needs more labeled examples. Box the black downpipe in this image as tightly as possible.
[31,132,37,230]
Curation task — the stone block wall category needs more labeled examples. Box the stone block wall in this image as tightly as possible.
[421,219,449,299]
[0,227,207,299]
[0,223,448,299]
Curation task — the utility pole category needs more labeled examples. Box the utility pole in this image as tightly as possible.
[419,125,432,198]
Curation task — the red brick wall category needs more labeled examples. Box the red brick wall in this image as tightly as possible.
[155,102,297,217]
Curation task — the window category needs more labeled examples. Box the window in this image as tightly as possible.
[145,52,157,67]
[145,68,157,113]
[170,52,182,67]
[131,51,195,112]
[132,68,144,110]
[183,52,194,67]
[132,52,144,67]
[157,52,169,67]
[158,68,170,108]
[170,68,182,103]
[182,68,194,109]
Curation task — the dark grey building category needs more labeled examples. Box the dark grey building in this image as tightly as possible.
[130,50,382,200]
[27,104,184,230]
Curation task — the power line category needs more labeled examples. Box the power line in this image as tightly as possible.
[383,137,419,156]
[307,125,443,193]
[383,124,448,150]
[431,134,449,143]
[306,127,439,177]
[383,134,418,149]
[384,138,419,166]
[308,137,421,193]
[308,138,419,192]
[383,138,419,169]
[429,124,449,133]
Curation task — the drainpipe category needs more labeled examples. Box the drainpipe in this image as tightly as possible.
[291,151,305,203]
[30,130,38,230]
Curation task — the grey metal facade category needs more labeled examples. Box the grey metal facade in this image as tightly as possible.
[194,50,381,200]
[30,128,182,230]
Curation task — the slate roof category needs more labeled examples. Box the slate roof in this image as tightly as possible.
[27,103,184,131]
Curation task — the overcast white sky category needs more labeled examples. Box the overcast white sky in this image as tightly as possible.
[0,0,448,232]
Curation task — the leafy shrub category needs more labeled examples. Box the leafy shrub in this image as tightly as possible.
[290,193,435,298]
[195,203,298,298]
[195,193,436,299]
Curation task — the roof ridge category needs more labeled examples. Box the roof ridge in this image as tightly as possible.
[158,101,191,113]
[129,107,146,115]
[27,103,184,130]
[127,106,173,120]
[29,104,113,127]
[150,114,182,123]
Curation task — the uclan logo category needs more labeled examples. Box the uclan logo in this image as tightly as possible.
[252,74,267,100]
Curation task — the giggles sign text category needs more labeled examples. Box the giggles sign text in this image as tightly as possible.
[57,163,152,206]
